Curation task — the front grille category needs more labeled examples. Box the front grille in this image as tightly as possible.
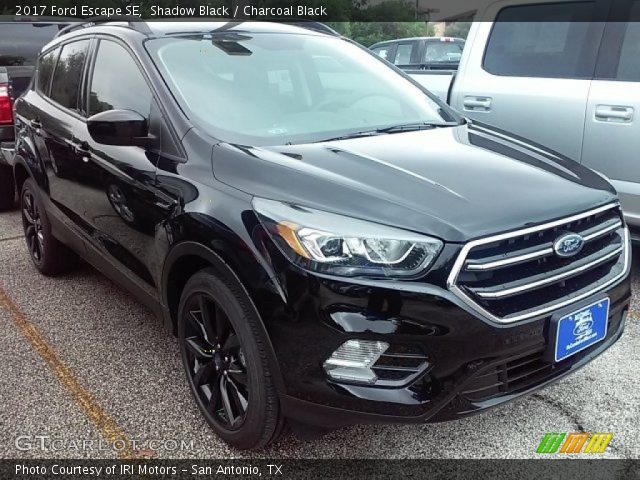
[461,349,562,402]
[449,204,629,323]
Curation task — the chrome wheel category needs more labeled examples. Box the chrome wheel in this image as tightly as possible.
[182,293,249,430]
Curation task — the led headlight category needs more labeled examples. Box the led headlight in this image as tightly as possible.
[253,198,443,278]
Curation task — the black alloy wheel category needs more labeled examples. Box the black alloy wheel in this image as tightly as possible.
[178,269,283,450]
[182,292,249,429]
[22,188,45,264]
[20,178,76,275]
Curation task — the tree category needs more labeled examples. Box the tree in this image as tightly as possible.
[330,22,435,47]
[444,21,472,39]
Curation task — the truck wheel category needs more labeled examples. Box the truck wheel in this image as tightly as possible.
[0,164,15,211]
[20,178,77,275]
[178,268,284,450]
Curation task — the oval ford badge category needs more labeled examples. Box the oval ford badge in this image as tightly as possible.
[554,233,585,258]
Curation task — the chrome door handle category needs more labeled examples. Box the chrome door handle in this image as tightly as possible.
[463,96,492,111]
[595,105,634,122]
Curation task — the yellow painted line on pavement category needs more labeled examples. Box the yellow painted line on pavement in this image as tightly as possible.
[0,235,25,243]
[0,285,139,460]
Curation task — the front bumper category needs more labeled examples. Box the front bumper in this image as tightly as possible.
[265,269,631,428]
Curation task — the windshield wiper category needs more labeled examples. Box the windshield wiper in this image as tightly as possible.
[314,121,459,143]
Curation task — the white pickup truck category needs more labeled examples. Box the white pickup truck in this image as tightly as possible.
[404,0,640,241]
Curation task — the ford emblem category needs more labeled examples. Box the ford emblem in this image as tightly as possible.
[554,233,585,258]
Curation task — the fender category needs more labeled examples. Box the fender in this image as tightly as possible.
[161,240,286,393]
[13,129,48,193]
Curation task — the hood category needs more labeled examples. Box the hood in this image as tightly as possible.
[211,123,617,243]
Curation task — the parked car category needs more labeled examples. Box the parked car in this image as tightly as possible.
[370,36,465,70]
[0,17,73,210]
[9,20,631,450]
[407,0,640,243]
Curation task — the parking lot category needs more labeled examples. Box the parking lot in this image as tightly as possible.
[0,208,638,460]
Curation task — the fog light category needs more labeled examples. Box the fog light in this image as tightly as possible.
[323,340,389,384]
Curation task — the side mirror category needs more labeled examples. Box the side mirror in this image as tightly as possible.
[87,109,156,148]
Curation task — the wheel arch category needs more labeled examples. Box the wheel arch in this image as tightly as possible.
[161,240,286,392]
[13,149,47,195]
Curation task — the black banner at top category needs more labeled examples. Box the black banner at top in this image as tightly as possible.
[1,0,639,22]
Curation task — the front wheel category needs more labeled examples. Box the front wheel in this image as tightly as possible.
[177,268,283,450]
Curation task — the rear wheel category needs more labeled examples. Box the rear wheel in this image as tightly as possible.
[21,178,76,275]
[0,165,15,211]
[178,268,283,450]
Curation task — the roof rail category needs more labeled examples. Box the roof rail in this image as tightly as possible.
[55,16,152,38]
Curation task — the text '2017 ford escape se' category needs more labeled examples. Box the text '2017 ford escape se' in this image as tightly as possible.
[7,21,632,450]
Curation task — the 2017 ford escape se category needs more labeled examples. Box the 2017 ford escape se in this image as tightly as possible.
[7,21,632,450]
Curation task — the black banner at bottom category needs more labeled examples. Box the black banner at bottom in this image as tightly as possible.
[2,459,639,480]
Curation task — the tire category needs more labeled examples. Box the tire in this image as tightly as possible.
[0,164,15,211]
[20,178,77,275]
[178,268,283,450]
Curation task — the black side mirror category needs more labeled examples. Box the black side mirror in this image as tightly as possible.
[87,109,156,148]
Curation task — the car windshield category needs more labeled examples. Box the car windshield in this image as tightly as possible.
[146,32,460,146]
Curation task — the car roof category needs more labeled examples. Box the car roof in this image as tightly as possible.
[145,21,330,36]
[39,20,337,54]
[370,36,465,47]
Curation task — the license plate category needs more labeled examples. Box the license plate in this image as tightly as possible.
[554,298,609,362]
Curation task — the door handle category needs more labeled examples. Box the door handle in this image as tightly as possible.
[71,139,91,162]
[30,119,42,130]
[595,105,634,123]
[463,96,492,112]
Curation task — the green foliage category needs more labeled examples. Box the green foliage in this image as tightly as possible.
[444,21,472,39]
[330,22,434,47]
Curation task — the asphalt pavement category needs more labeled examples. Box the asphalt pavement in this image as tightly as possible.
[0,209,638,460]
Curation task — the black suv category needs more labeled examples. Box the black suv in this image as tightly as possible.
[0,18,72,210]
[10,20,632,450]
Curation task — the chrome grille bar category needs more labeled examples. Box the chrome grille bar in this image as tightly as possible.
[466,246,553,271]
[466,218,623,272]
[472,245,623,299]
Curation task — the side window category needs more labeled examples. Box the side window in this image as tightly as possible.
[616,1,640,81]
[394,43,414,65]
[483,1,598,78]
[36,48,59,96]
[423,42,464,63]
[89,41,152,119]
[50,40,90,111]
[371,46,391,60]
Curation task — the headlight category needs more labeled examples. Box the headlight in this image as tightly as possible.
[252,198,443,278]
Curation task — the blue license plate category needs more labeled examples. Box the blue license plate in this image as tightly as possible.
[554,298,609,362]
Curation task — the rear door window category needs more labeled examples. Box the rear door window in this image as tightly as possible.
[50,40,90,112]
[615,0,640,81]
[36,48,59,96]
[483,1,600,78]
[394,43,414,65]
[0,23,64,66]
